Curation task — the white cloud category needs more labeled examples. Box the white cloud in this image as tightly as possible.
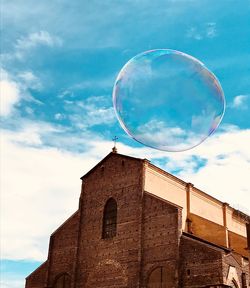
[66,96,116,128]
[18,71,42,91]
[1,120,249,263]
[0,68,44,117]
[230,94,249,109]
[14,31,62,60]
[86,107,115,125]
[134,118,211,152]
[186,22,217,40]
[170,128,250,214]
[54,113,65,120]
[0,70,20,117]
[25,107,34,115]
[0,279,24,288]
[186,27,202,40]
[135,119,188,151]
[58,89,74,99]
[1,127,104,261]
[206,22,217,38]
[16,30,62,51]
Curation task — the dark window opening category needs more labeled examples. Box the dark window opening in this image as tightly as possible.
[242,273,247,288]
[102,198,117,239]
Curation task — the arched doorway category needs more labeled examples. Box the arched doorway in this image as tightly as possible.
[147,266,167,288]
[53,273,71,288]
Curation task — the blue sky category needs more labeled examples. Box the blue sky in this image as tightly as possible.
[1,0,250,287]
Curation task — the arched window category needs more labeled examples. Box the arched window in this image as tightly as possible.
[102,198,117,239]
[53,273,71,288]
[148,266,167,288]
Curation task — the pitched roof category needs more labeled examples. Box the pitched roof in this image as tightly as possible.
[80,151,146,180]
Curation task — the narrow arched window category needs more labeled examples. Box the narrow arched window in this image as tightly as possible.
[53,273,71,288]
[148,266,167,288]
[102,198,117,239]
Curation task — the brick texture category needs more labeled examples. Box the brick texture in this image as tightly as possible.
[47,211,80,287]
[25,153,249,288]
[75,153,144,288]
[179,235,224,287]
[25,262,48,288]
[141,192,182,288]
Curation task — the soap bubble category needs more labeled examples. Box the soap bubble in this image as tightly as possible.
[113,49,225,152]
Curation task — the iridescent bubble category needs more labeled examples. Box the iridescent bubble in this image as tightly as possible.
[113,49,225,152]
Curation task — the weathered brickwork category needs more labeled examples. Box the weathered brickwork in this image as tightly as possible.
[179,234,250,288]
[75,154,144,288]
[26,152,249,288]
[179,234,225,287]
[47,211,80,287]
[26,261,47,288]
[141,193,182,287]
[223,253,249,287]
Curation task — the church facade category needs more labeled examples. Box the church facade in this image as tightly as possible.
[26,152,250,288]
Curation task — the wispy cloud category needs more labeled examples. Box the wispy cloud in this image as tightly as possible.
[186,22,217,40]
[0,69,21,117]
[133,118,218,152]
[0,68,44,118]
[135,119,188,151]
[15,30,62,51]
[206,22,217,38]
[186,27,203,40]
[54,113,66,121]
[65,95,116,128]
[230,94,249,109]
[18,71,42,91]
[3,30,63,60]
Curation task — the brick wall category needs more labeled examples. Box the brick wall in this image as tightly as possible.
[141,192,182,288]
[223,253,249,287]
[25,261,48,288]
[75,154,144,288]
[47,211,80,287]
[179,234,224,287]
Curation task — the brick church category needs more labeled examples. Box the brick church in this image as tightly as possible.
[26,151,250,288]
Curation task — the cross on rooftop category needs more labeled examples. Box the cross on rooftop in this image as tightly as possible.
[112,136,118,153]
